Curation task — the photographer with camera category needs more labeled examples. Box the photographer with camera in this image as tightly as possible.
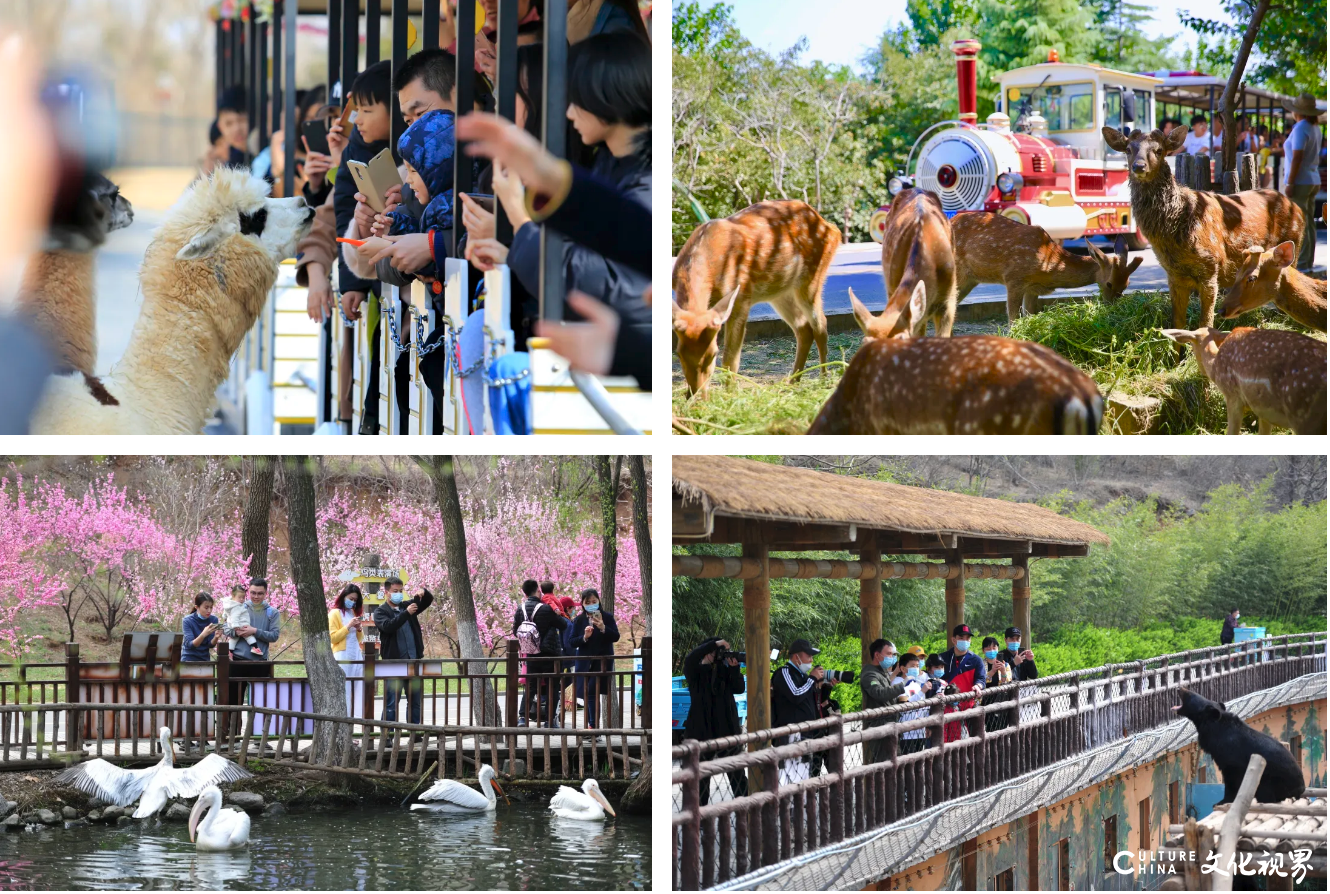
[682,638,748,806]
[771,639,824,782]
[860,639,907,765]
[941,624,985,742]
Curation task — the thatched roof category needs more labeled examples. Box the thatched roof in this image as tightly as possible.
[673,456,1109,547]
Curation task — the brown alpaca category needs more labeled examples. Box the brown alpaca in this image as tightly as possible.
[14,173,133,391]
[951,211,1141,321]
[1102,127,1305,340]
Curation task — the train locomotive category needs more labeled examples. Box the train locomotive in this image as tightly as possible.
[872,39,1159,249]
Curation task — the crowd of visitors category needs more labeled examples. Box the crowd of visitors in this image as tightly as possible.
[203,1,653,432]
[682,625,1044,793]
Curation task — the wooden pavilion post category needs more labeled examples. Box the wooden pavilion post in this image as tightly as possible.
[944,546,965,644]
[1012,555,1031,646]
[742,539,771,795]
[859,535,881,666]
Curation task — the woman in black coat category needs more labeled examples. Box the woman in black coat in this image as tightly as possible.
[570,588,619,731]
[682,637,748,806]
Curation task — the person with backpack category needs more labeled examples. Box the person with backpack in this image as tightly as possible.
[513,578,569,727]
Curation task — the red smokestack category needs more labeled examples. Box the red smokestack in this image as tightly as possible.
[952,38,981,124]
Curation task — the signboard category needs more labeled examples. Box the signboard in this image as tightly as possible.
[336,567,410,644]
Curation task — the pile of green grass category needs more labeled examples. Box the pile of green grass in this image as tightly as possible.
[671,362,846,434]
[1008,290,1317,434]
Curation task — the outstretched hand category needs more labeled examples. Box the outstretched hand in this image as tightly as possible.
[533,291,619,375]
[456,112,566,198]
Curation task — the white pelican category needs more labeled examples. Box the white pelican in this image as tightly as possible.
[549,778,616,821]
[410,763,509,813]
[55,726,251,818]
[188,785,251,851]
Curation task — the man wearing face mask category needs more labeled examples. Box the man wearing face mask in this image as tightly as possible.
[1220,609,1242,646]
[373,577,434,724]
[997,626,1038,681]
[940,624,985,743]
[771,639,823,782]
[861,639,908,765]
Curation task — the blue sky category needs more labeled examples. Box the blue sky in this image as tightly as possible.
[697,0,1229,73]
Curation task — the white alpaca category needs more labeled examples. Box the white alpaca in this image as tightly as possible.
[28,168,313,434]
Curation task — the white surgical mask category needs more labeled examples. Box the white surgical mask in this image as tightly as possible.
[797,662,813,675]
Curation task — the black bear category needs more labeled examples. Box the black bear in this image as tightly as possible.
[1174,688,1306,804]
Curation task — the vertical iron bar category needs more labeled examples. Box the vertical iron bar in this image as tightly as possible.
[271,2,284,140]
[423,0,440,49]
[216,21,226,103]
[493,0,518,243]
[391,0,409,150]
[327,0,342,100]
[452,0,475,257]
[366,0,382,66]
[283,0,298,200]
[246,12,257,151]
[342,0,359,108]
[257,17,269,152]
[539,0,568,321]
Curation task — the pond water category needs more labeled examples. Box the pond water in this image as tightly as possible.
[0,802,651,890]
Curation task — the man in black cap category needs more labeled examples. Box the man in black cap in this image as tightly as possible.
[940,623,985,743]
[998,626,1038,681]
[771,638,824,781]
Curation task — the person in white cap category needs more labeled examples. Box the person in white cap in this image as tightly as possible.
[1281,92,1323,272]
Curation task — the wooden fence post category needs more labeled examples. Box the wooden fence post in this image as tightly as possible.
[641,636,652,729]
[681,740,702,890]
[505,639,520,722]
[65,643,81,755]
[363,642,378,720]
[215,640,231,745]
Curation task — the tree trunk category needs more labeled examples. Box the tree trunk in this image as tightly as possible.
[628,456,651,637]
[596,455,621,726]
[411,455,498,727]
[241,456,277,578]
[1219,0,1272,177]
[283,455,352,769]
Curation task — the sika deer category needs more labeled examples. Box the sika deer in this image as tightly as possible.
[952,211,1142,321]
[1102,127,1305,342]
[808,291,1102,434]
[672,200,840,395]
[1160,327,1326,434]
[849,188,956,339]
[1221,241,1327,332]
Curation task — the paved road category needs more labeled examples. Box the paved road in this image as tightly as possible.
[93,207,163,375]
[749,228,1328,322]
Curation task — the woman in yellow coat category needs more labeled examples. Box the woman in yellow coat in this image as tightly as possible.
[328,584,367,713]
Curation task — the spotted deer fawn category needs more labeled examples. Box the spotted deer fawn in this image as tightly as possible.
[672,200,839,395]
[849,188,957,339]
[808,284,1103,434]
[951,212,1142,321]
[1102,126,1305,341]
[1160,327,1326,434]
[1221,241,1327,332]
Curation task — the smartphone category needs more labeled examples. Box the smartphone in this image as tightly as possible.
[301,119,331,156]
[463,193,495,213]
[348,148,403,213]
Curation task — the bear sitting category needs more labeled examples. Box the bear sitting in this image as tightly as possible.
[1173,688,1306,804]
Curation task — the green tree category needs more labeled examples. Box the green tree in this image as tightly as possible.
[1091,0,1180,71]
[1179,0,1327,97]
[974,0,1098,71]
[906,0,977,47]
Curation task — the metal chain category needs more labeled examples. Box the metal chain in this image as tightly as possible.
[336,299,358,329]
[383,302,413,352]
[486,366,530,387]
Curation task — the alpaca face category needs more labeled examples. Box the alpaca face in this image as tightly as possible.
[174,168,315,264]
[45,172,134,253]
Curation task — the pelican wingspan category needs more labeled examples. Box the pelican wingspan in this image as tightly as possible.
[54,759,151,807]
[416,778,492,811]
[132,754,252,818]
